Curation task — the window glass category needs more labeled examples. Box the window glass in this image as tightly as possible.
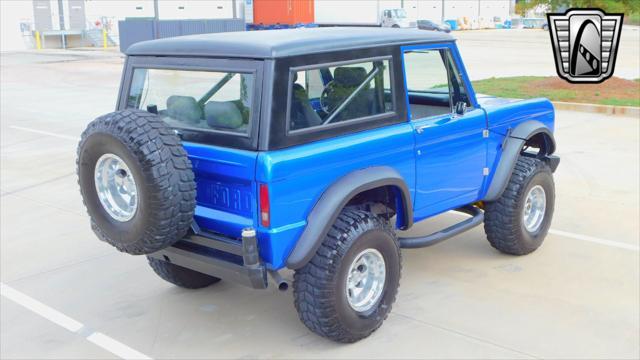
[445,52,471,107]
[127,68,253,134]
[403,49,452,120]
[289,59,393,132]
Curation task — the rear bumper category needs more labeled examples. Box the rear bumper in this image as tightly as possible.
[149,228,268,289]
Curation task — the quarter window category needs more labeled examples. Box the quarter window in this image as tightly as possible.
[127,68,254,134]
[288,59,393,132]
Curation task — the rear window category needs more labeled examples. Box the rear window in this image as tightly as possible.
[127,68,254,135]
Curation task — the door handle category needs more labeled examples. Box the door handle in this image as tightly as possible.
[415,125,430,134]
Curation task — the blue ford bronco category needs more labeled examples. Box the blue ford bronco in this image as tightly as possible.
[77,28,559,343]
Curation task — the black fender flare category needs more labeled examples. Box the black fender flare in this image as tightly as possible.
[483,120,557,202]
[286,166,413,269]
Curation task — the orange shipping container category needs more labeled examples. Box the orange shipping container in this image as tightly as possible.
[253,0,314,25]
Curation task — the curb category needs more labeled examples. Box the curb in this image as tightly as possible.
[552,101,640,118]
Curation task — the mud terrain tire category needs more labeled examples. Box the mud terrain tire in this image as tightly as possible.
[484,156,555,255]
[293,209,401,343]
[77,110,196,255]
[147,257,221,289]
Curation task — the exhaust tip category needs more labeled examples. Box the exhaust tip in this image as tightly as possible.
[278,281,289,292]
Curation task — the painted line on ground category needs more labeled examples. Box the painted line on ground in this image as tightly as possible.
[9,125,80,141]
[11,125,639,253]
[548,229,639,252]
[449,210,639,252]
[0,283,152,360]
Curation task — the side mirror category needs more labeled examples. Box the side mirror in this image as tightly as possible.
[454,101,467,116]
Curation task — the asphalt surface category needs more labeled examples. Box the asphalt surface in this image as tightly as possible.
[1,29,639,359]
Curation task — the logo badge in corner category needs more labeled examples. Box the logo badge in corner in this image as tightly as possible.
[547,8,623,83]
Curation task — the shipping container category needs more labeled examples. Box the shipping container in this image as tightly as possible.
[314,0,412,27]
[253,0,313,25]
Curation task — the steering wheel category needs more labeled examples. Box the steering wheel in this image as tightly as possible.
[319,80,336,114]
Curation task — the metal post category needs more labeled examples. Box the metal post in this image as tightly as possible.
[441,0,445,23]
[232,0,237,19]
[153,0,160,39]
[35,31,42,50]
[57,0,65,30]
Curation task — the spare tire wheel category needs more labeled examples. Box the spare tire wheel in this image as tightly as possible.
[76,110,196,255]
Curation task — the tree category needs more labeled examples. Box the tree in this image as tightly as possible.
[515,0,639,16]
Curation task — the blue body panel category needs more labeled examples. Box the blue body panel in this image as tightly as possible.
[177,42,555,271]
[256,124,416,269]
[183,141,258,240]
[477,96,555,197]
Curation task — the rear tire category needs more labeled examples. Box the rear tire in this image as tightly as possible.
[293,209,401,343]
[484,156,555,255]
[147,257,221,289]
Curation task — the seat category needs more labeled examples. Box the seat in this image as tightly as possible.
[290,73,322,130]
[166,95,203,124]
[326,67,374,122]
[204,101,244,130]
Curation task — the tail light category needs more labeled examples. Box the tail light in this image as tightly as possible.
[259,183,270,227]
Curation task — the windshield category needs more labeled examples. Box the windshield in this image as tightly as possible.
[391,9,407,18]
[127,68,254,135]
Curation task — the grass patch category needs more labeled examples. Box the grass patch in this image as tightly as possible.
[472,76,640,107]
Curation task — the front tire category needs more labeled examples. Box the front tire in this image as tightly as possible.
[484,156,555,255]
[147,257,221,289]
[293,209,401,343]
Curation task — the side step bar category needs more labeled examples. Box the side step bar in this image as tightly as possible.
[398,206,484,249]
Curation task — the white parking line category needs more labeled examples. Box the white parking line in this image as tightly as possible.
[549,229,640,252]
[86,332,152,360]
[9,125,80,141]
[0,283,152,360]
[10,124,639,254]
[450,211,639,252]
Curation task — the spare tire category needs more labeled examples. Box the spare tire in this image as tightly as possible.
[76,110,196,255]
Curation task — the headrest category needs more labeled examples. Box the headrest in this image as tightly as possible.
[333,67,367,87]
[204,101,244,129]
[166,95,202,124]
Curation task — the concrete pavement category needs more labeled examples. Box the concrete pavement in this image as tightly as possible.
[1,43,639,359]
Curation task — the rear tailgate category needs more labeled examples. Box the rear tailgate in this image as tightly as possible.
[182,141,258,238]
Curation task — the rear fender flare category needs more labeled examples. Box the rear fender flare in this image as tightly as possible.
[483,120,556,202]
[286,166,413,269]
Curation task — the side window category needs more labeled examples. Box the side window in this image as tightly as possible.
[403,49,452,120]
[445,52,471,107]
[305,69,324,99]
[288,59,393,132]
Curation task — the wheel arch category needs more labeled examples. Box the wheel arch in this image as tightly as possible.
[484,120,558,202]
[285,166,413,269]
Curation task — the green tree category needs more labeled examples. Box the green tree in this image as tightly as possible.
[515,0,639,16]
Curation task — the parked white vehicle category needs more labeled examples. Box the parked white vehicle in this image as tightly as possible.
[314,2,414,28]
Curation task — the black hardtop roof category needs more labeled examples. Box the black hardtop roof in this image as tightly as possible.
[125,27,455,59]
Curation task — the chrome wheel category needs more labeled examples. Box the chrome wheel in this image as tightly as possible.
[346,248,386,313]
[523,185,546,232]
[94,153,138,222]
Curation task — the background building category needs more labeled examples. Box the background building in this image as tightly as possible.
[1,0,515,51]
